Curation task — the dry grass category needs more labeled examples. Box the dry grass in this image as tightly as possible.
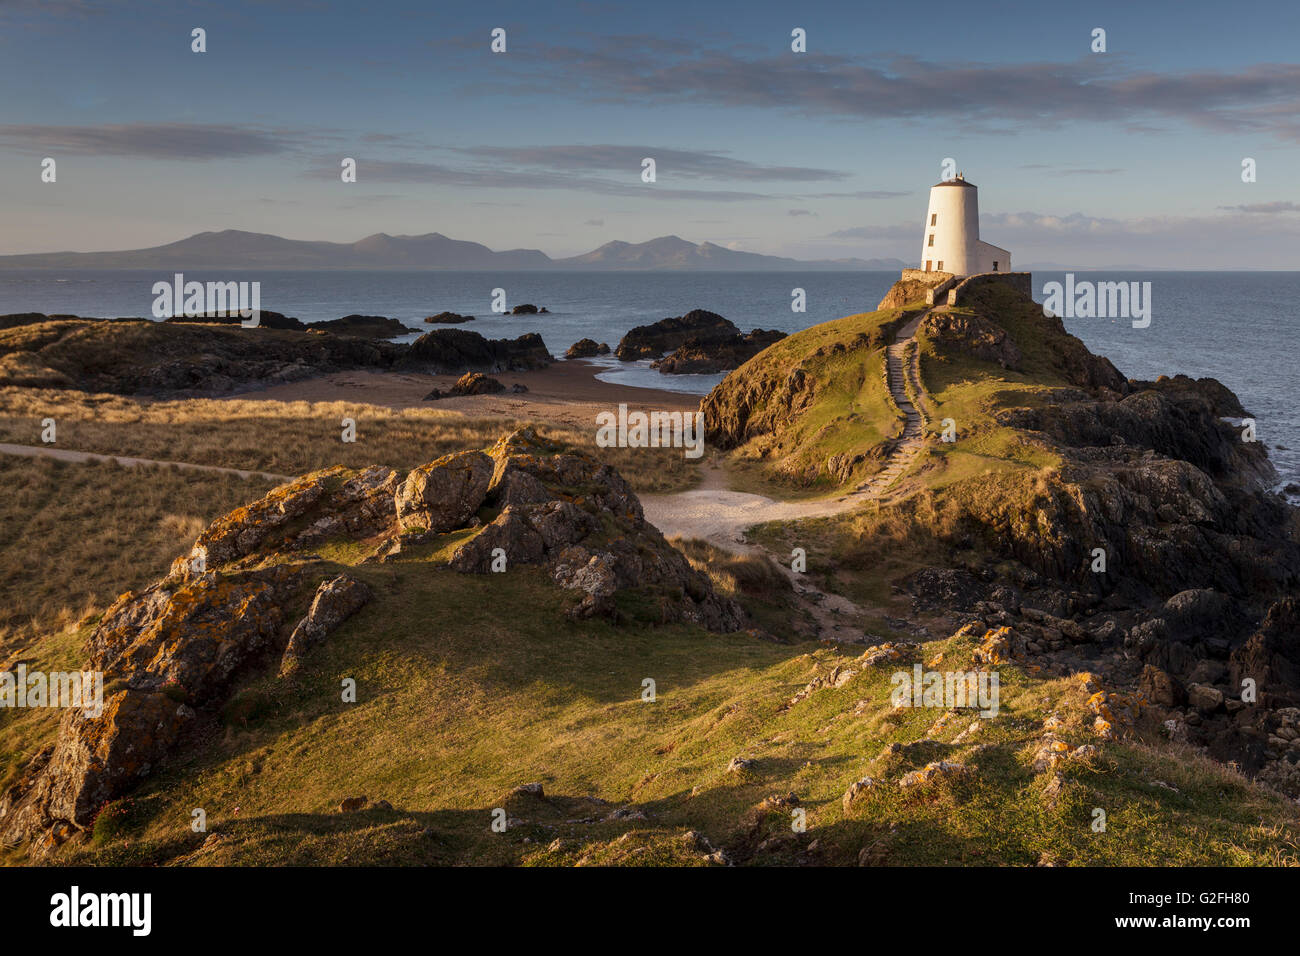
[669,536,791,598]
[0,455,267,650]
[0,387,699,494]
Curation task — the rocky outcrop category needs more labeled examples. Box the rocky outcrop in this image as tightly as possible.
[425,311,474,324]
[0,563,306,849]
[279,575,372,677]
[312,314,418,338]
[0,428,748,854]
[0,317,403,396]
[615,309,739,361]
[400,328,551,374]
[920,311,1021,369]
[395,450,493,533]
[510,304,548,315]
[447,429,746,630]
[422,372,508,400]
[0,317,548,395]
[566,338,610,358]
[165,310,307,331]
[651,329,787,374]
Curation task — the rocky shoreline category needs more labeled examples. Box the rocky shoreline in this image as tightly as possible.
[703,276,1300,795]
[0,312,553,397]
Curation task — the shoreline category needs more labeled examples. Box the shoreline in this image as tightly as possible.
[217,359,702,431]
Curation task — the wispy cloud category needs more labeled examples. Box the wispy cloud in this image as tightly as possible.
[305,158,776,201]
[1217,201,1300,213]
[448,144,847,182]
[468,36,1300,142]
[0,123,296,159]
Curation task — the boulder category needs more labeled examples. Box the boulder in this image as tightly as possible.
[565,338,610,358]
[395,450,493,534]
[1138,664,1186,708]
[402,328,551,374]
[313,314,417,338]
[279,575,372,676]
[425,311,474,324]
[651,329,787,374]
[615,309,739,361]
[447,428,746,631]
[423,372,508,400]
[1187,683,1225,713]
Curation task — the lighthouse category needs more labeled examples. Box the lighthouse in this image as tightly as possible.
[919,173,1010,276]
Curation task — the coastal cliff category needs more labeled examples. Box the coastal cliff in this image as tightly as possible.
[704,276,1300,791]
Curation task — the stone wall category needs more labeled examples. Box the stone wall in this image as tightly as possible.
[900,268,957,286]
[925,276,960,306]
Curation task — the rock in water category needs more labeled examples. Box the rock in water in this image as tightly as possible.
[615,309,739,361]
[652,328,786,374]
[565,338,610,358]
[312,314,418,338]
[402,328,551,374]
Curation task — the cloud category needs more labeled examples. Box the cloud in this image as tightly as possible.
[0,123,294,159]
[1216,201,1300,213]
[827,207,1300,267]
[828,222,916,240]
[584,218,604,226]
[305,158,774,201]
[448,144,846,182]
[801,190,910,199]
[482,37,1300,142]
[787,209,816,217]
[1019,165,1122,175]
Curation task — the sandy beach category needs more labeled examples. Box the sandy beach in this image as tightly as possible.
[217,358,702,429]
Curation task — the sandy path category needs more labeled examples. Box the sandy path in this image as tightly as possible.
[0,315,934,642]
[644,308,936,641]
[643,306,934,552]
[0,442,290,482]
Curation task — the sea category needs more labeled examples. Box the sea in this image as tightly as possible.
[2,268,1296,490]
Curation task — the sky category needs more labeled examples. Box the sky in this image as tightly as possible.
[2,0,1299,267]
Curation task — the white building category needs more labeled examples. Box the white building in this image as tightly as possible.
[919,173,1010,276]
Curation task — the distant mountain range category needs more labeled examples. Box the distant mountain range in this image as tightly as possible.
[0,230,907,272]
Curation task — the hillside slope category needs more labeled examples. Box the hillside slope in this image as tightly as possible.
[708,276,1300,798]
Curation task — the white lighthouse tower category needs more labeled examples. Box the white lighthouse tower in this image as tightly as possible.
[919,173,1010,276]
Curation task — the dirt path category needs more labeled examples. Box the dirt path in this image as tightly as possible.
[642,308,936,641]
[0,443,290,482]
[1,312,934,642]
[642,307,933,549]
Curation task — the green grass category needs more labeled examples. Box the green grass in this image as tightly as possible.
[711,307,913,497]
[34,538,1300,867]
